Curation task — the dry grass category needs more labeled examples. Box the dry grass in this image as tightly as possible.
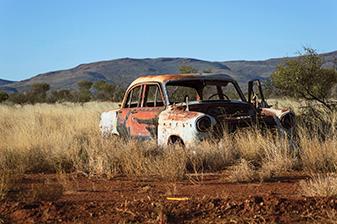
[299,136,337,172]
[187,139,237,173]
[296,106,337,173]
[258,137,294,180]
[68,133,188,180]
[300,174,337,197]
[232,129,294,181]
[228,159,256,182]
[268,98,302,113]
[0,101,336,195]
[0,102,115,173]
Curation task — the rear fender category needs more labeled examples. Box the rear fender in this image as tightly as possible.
[99,110,119,136]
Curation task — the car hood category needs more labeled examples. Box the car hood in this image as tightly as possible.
[169,100,256,119]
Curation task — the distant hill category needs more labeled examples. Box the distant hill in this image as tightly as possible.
[222,51,337,84]
[0,79,14,86]
[1,50,336,93]
[2,58,233,92]
[0,79,16,93]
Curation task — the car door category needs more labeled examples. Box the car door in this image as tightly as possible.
[117,84,143,139]
[117,83,165,140]
[248,79,270,109]
[248,79,276,126]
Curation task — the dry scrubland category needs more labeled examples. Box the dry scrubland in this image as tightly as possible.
[0,100,336,201]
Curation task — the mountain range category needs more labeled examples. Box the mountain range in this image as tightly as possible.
[1,50,336,93]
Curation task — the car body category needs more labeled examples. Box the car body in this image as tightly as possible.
[100,73,295,147]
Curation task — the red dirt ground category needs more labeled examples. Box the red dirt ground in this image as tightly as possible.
[1,172,336,223]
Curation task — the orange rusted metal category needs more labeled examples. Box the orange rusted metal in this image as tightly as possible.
[166,109,200,120]
[129,73,234,87]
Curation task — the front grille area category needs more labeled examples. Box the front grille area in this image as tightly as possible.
[211,116,255,139]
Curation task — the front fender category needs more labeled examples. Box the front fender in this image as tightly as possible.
[157,107,215,147]
[261,107,295,131]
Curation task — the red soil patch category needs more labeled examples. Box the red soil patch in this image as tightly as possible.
[1,172,336,223]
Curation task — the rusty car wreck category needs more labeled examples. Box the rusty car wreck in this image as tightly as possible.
[100,73,295,147]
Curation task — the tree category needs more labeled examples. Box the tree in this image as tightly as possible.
[78,80,93,90]
[179,65,198,74]
[77,80,93,102]
[0,91,9,103]
[29,83,50,103]
[8,92,28,104]
[92,80,115,101]
[113,86,126,102]
[271,48,337,110]
[262,78,283,98]
[48,89,73,103]
[31,83,50,94]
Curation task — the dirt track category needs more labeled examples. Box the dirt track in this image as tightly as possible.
[1,173,336,223]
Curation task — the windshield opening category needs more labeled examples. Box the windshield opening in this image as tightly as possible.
[166,80,244,104]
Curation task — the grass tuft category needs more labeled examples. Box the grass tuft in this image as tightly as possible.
[300,174,337,197]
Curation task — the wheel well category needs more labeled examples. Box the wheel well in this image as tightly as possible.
[168,135,184,146]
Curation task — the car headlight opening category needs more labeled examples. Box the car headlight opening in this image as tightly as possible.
[196,116,212,132]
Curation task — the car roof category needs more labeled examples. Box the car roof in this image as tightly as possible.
[129,73,235,87]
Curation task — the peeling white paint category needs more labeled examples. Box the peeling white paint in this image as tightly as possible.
[99,110,119,136]
[158,108,216,148]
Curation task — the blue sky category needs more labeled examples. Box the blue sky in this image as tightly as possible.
[1,0,337,81]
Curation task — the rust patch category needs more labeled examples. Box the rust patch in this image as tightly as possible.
[261,108,276,117]
[118,108,161,139]
[129,73,234,87]
[166,112,199,121]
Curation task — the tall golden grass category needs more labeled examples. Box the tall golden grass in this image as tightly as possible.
[0,100,336,198]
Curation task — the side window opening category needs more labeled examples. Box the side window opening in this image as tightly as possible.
[143,84,164,107]
[125,85,142,108]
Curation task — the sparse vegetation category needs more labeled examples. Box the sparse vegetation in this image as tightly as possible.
[272,47,337,110]
[179,65,198,74]
[0,91,8,103]
[2,80,126,104]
